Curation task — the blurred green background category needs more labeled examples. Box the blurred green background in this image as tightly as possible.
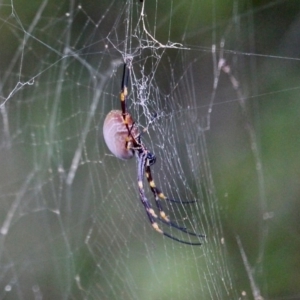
[0,0,299,299]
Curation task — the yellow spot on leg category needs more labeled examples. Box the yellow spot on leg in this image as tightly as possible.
[149,180,156,188]
[120,88,128,101]
[138,181,143,189]
[148,208,158,218]
[123,114,131,125]
[152,222,163,234]
[160,211,170,222]
[158,192,166,200]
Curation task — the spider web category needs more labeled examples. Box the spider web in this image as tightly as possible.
[0,0,299,299]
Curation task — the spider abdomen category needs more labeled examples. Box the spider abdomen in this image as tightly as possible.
[103,109,138,160]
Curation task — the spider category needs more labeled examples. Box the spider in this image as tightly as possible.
[103,59,204,245]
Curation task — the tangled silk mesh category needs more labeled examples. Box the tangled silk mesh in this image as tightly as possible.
[0,1,299,299]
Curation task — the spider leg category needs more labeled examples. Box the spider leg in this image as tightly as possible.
[138,152,203,245]
[158,217,205,238]
[119,61,140,152]
[145,165,195,204]
[138,177,203,245]
[161,232,203,246]
[120,63,129,122]
[145,165,205,238]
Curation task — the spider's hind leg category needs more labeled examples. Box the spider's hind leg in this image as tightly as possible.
[144,166,205,240]
[138,174,203,245]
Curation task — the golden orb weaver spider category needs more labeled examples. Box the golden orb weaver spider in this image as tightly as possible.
[103,59,204,245]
